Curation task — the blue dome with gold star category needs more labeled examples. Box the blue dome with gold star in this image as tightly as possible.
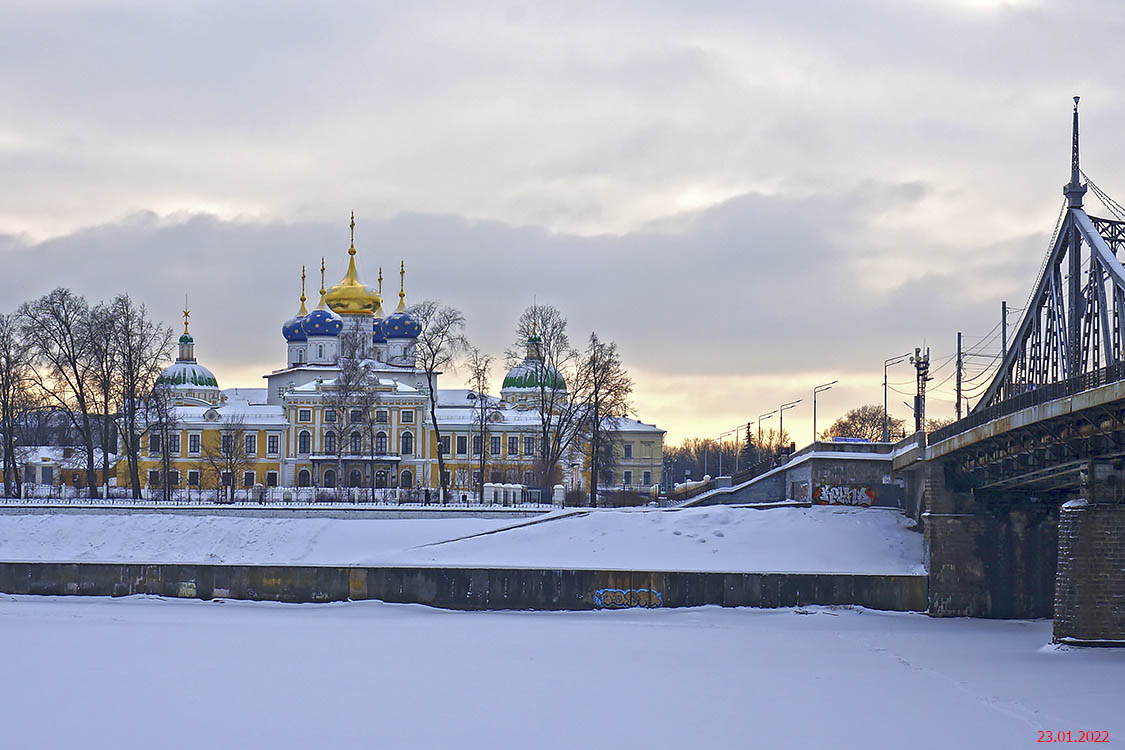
[302,308,342,337]
[384,310,421,339]
[282,314,307,342]
[372,317,387,344]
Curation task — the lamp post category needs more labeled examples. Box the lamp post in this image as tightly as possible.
[778,400,801,453]
[883,353,911,442]
[719,427,740,476]
[812,380,837,444]
[757,411,776,461]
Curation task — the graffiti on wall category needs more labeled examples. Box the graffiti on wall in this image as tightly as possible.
[594,588,663,609]
[812,485,876,506]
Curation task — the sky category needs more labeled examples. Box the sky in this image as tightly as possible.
[3,0,1125,444]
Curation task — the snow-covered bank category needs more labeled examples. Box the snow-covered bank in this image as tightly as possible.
[0,595,1120,750]
[0,505,923,574]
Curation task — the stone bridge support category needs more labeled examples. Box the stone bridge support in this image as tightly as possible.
[1053,462,1125,644]
[923,462,1058,618]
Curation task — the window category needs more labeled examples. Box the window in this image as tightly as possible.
[317,345,324,359]
[187,470,200,487]
[440,435,451,456]
[221,434,233,455]
[245,434,256,455]
[267,435,279,455]
[623,443,633,459]
[298,408,312,422]
[350,408,363,423]
[472,470,481,485]
[266,471,278,487]
[298,430,311,454]
[623,470,633,485]
[168,470,181,487]
[350,432,362,454]
[324,431,337,454]
[523,471,535,486]
[220,471,232,487]
[490,470,503,484]
[375,410,389,423]
[167,434,180,455]
[349,469,362,487]
[375,470,388,488]
[147,469,160,486]
[323,469,336,488]
[523,437,535,456]
[472,435,482,455]
[401,410,414,424]
[642,471,651,486]
[490,435,501,455]
[188,434,201,455]
[376,432,388,453]
[148,434,161,454]
[297,469,311,487]
[400,470,413,489]
[508,436,519,456]
[401,431,414,455]
[456,435,467,455]
[324,409,337,423]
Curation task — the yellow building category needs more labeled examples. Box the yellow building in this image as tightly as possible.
[125,216,664,500]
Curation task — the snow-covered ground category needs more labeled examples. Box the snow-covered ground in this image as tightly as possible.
[0,595,1120,750]
[0,505,924,573]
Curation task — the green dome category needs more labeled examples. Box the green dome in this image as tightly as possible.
[502,361,565,391]
[179,333,194,345]
[156,361,219,389]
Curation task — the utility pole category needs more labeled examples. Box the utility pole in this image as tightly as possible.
[910,346,931,433]
[956,331,963,420]
[1001,300,1008,361]
[883,353,911,442]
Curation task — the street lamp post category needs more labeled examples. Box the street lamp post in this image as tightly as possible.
[719,427,741,476]
[812,380,838,444]
[779,400,801,453]
[883,353,911,442]
[757,411,776,461]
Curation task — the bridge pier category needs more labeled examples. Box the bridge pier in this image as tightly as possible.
[923,462,1057,618]
[1053,461,1125,644]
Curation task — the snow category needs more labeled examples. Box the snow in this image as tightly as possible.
[0,505,925,573]
[0,595,1120,749]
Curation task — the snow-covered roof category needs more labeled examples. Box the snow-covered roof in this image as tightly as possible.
[174,403,288,426]
[17,446,117,468]
[223,387,268,405]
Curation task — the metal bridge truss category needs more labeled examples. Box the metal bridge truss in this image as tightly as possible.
[975,101,1125,412]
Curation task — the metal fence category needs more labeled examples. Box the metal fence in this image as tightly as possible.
[930,360,1125,445]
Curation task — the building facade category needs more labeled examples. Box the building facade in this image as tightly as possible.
[125,217,664,497]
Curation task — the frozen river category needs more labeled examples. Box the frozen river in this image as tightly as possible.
[0,595,1120,749]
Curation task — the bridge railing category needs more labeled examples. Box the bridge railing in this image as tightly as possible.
[930,360,1125,444]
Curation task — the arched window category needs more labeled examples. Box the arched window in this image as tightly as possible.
[375,470,388,488]
[323,469,336,488]
[400,470,413,489]
[375,431,388,453]
[349,469,362,487]
[350,431,361,454]
[324,431,337,454]
[298,431,311,454]
[297,469,311,487]
[400,431,414,455]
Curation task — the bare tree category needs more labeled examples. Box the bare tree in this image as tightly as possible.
[147,386,179,502]
[19,288,100,497]
[411,300,467,503]
[464,347,501,502]
[822,404,904,443]
[88,302,120,498]
[506,304,589,496]
[0,314,32,497]
[577,333,632,507]
[201,414,252,503]
[325,329,369,494]
[112,294,174,499]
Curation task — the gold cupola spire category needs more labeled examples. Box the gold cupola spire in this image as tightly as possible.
[325,212,379,315]
[182,304,191,336]
[298,265,308,316]
[316,257,328,310]
[396,260,406,312]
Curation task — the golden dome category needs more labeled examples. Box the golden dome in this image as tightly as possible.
[325,213,381,316]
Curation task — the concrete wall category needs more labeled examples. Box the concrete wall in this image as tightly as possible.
[0,562,928,612]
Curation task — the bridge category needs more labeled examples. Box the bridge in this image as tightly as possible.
[904,98,1124,644]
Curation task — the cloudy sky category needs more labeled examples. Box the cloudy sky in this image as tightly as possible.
[3,0,1124,444]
